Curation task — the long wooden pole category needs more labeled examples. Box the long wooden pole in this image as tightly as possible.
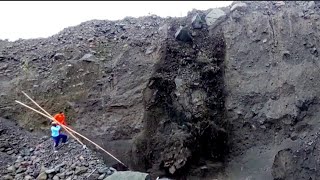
[21,91,84,146]
[15,100,128,168]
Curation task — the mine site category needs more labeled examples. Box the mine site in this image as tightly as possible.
[1,1,320,180]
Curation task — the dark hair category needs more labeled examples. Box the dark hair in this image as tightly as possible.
[59,111,63,114]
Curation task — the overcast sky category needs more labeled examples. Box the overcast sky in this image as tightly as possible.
[0,1,232,41]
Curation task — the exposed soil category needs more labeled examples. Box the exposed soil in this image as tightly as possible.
[1,1,320,180]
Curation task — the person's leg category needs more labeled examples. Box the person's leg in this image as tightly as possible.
[52,136,59,151]
[60,133,68,143]
[53,136,59,147]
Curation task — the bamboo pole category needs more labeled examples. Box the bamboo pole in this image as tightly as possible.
[15,100,128,168]
[21,91,84,146]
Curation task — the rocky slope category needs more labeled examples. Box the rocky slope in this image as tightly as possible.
[1,1,320,179]
[0,117,116,180]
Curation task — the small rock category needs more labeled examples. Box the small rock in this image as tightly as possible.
[231,2,248,12]
[104,171,150,180]
[36,172,47,180]
[106,169,113,175]
[55,162,66,170]
[0,64,8,70]
[109,167,117,172]
[16,167,27,174]
[15,174,24,179]
[191,14,203,29]
[6,150,14,155]
[45,168,56,174]
[2,175,13,180]
[41,136,49,141]
[307,1,315,9]
[145,46,156,55]
[175,27,192,42]
[169,166,176,174]
[65,171,74,176]
[53,175,60,180]
[53,53,65,61]
[98,173,106,179]
[88,38,94,42]
[25,175,33,180]
[275,1,285,7]
[98,167,109,174]
[79,155,85,161]
[74,167,87,175]
[7,165,16,173]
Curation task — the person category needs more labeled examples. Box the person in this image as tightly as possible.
[51,121,68,152]
[54,111,67,126]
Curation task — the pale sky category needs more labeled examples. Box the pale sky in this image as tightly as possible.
[0,1,232,41]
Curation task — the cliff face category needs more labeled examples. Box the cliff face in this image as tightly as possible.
[1,1,320,179]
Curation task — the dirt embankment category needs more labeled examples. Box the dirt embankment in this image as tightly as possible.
[1,1,320,179]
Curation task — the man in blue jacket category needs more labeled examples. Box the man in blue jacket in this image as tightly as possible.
[51,121,68,152]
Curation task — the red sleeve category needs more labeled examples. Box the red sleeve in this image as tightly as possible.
[54,114,59,121]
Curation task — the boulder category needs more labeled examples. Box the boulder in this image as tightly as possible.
[191,14,203,29]
[104,171,150,180]
[175,27,192,42]
[205,8,226,26]
[230,2,248,12]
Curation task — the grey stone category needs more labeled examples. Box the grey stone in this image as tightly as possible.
[275,1,285,7]
[79,53,94,62]
[53,53,65,61]
[231,2,248,12]
[191,14,203,29]
[53,175,60,180]
[2,175,13,180]
[54,162,66,170]
[145,46,156,55]
[205,8,226,26]
[16,167,27,173]
[45,168,56,174]
[7,165,16,173]
[106,169,113,175]
[109,167,117,172]
[36,172,47,180]
[104,171,150,180]
[175,27,192,42]
[74,167,87,175]
[307,1,315,9]
[98,173,106,179]
[98,167,109,174]
[65,171,74,176]
[24,175,33,180]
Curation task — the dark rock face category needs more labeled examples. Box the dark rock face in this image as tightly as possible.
[174,27,193,42]
[132,18,227,178]
[1,1,320,179]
